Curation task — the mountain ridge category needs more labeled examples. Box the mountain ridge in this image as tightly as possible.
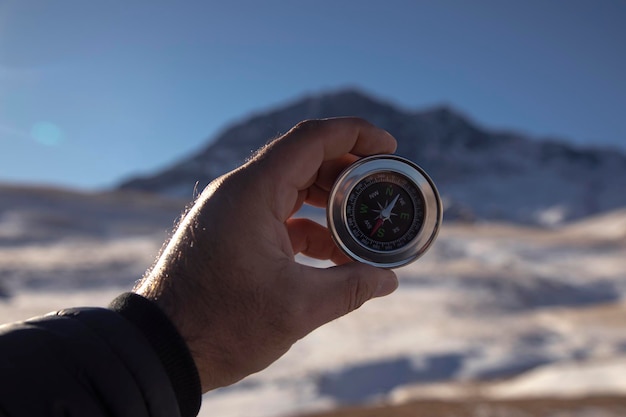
[119,89,626,225]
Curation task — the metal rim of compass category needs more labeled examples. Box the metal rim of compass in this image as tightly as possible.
[327,154,443,268]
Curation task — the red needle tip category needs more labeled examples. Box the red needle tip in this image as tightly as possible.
[370,218,384,237]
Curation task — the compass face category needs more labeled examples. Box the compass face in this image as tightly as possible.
[346,172,424,252]
[327,155,442,268]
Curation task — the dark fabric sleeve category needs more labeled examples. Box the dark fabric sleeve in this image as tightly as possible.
[108,292,202,417]
[0,293,202,417]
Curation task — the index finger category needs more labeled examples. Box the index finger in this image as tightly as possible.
[257,117,397,218]
[269,118,396,186]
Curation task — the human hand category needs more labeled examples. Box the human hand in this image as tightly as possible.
[135,118,399,392]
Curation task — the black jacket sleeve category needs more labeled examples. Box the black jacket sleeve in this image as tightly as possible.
[0,293,202,417]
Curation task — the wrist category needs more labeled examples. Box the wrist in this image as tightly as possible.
[109,292,202,416]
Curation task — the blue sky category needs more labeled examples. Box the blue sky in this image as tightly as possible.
[1,0,625,189]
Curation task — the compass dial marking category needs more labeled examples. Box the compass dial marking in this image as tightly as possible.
[347,171,425,252]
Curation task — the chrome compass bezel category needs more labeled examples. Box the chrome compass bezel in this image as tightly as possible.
[327,154,442,268]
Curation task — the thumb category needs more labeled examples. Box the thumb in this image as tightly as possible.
[299,263,398,334]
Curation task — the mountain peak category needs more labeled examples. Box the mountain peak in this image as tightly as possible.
[313,87,376,102]
[119,89,626,225]
[308,87,397,109]
[260,88,407,124]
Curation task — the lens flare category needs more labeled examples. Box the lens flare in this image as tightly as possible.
[31,122,64,146]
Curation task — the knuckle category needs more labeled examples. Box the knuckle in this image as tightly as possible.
[344,273,373,314]
[289,119,324,136]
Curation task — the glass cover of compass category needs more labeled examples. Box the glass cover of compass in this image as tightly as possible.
[327,155,442,268]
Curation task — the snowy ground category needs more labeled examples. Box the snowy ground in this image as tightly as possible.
[1,185,625,417]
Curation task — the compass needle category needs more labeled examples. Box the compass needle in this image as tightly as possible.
[370,218,385,237]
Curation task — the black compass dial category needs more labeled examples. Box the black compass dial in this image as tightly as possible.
[346,172,425,252]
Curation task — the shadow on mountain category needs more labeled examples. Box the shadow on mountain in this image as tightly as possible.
[410,274,620,313]
[0,281,11,301]
[317,354,465,404]
[457,276,620,312]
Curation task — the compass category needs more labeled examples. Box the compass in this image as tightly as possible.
[327,155,442,268]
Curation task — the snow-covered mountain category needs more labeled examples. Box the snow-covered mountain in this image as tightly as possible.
[119,89,626,225]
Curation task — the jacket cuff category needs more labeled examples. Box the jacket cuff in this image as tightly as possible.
[109,292,202,417]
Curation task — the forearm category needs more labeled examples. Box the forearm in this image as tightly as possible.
[0,293,201,417]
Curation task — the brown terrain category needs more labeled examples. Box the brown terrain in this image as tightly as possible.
[297,396,626,417]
